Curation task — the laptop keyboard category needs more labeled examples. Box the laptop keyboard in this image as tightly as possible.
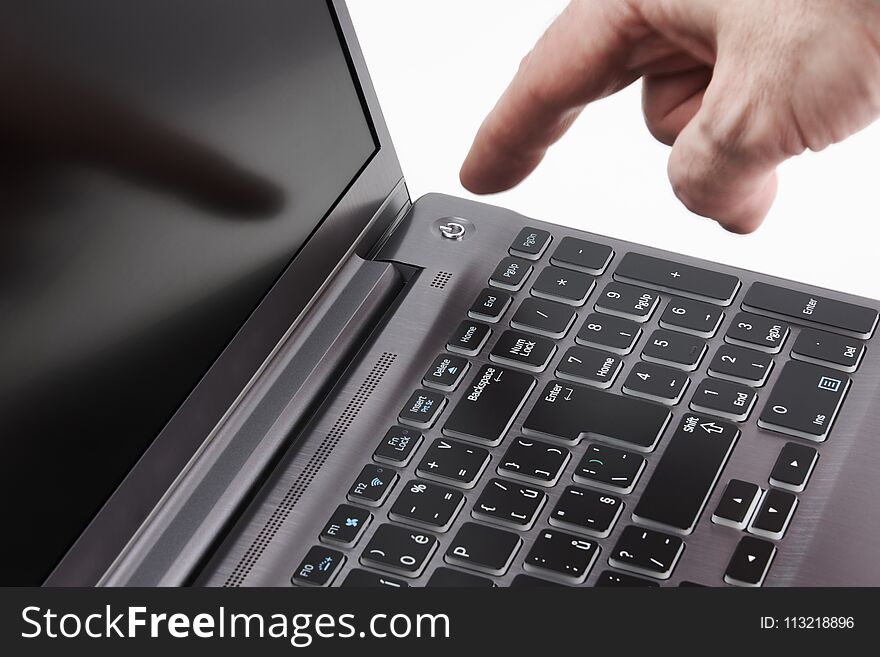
[290,228,878,588]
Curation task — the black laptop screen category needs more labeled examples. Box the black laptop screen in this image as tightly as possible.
[0,0,376,583]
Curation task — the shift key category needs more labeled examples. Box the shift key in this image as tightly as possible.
[443,364,536,446]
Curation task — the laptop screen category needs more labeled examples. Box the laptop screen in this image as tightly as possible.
[0,0,377,583]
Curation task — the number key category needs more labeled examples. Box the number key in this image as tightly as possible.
[594,282,659,322]
[725,312,789,353]
[641,329,707,371]
[660,298,724,337]
[389,480,464,531]
[622,362,689,405]
[707,345,773,387]
[576,313,642,354]
[360,524,438,577]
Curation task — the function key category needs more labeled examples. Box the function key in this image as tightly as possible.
[594,570,659,587]
[347,464,398,507]
[594,282,659,322]
[769,443,818,493]
[341,569,409,588]
[608,525,684,580]
[489,256,533,291]
[374,425,423,466]
[659,298,724,337]
[510,297,577,339]
[422,354,469,393]
[445,522,522,576]
[707,345,774,387]
[523,529,600,584]
[320,504,372,547]
[509,227,552,260]
[748,488,797,540]
[572,443,646,494]
[497,437,571,487]
[757,361,850,441]
[291,546,346,586]
[427,567,495,587]
[549,486,623,538]
[614,252,740,305]
[622,362,689,405]
[576,313,642,354]
[389,480,465,531]
[531,266,595,306]
[398,389,446,429]
[791,328,866,373]
[556,346,623,389]
[641,329,707,371]
[468,288,512,323]
[711,480,761,530]
[725,312,789,353]
[550,236,614,274]
[416,438,490,489]
[472,478,546,530]
[489,330,557,372]
[360,524,438,578]
[447,320,491,356]
[724,536,776,587]
[689,378,757,422]
[742,282,878,339]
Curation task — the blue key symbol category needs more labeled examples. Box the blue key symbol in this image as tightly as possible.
[345,517,359,527]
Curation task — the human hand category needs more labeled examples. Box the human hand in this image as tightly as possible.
[460,0,880,233]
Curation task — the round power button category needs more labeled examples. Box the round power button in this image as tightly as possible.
[438,221,466,240]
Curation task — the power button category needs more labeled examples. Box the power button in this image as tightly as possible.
[438,221,466,240]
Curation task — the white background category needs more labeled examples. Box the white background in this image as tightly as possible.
[348,0,880,299]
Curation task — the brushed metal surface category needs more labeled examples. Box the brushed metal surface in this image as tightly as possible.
[199,193,880,587]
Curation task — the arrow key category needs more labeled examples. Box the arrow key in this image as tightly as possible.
[770,443,818,492]
[711,479,761,530]
[748,488,797,540]
[724,536,776,587]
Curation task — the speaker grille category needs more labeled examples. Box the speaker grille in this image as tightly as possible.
[429,271,452,289]
[223,352,397,586]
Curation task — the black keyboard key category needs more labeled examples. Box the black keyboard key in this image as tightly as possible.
[748,488,797,539]
[576,313,642,354]
[608,526,684,580]
[757,361,850,441]
[524,529,600,584]
[660,298,724,337]
[769,443,818,492]
[594,282,659,322]
[615,252,740,305]
[707,345,774,386]
[742,282,878,339]
[447,320,491,356]
[510,297,577,338]
[633,414,739,534]
[489,256,533,291]
[472,478,546,530]
[594,570,660,587]
[550,236,614,274]
[360,524,438,577]
[497,437,571,487]
[791,328,866,372]
[510,227,552,260]
[523,380,671,451]
[340,569,408,588]
[549,486,623,538]
[416,439,490,489]
[724,536,776,587]
[320,504,372,547]
[422,354,469,393]
[292,546,345,586]
[641,329,707,371]
[468,288,512,323]
[622,362,689,405]
[389,480,465,531]
[489,330,557,372]
[398,388,447,429]
[445,522,521,575]
[373,426,423,466]
[347,464,398,507]
[511,574,567,587]
[443,364,535,446]
[427,567,495,587]
[531,266,595,306]
[725,312,789,353]
[573,443,645,493]
[689,378,757,422]
[555,346,623,389]
[711,480,761,530]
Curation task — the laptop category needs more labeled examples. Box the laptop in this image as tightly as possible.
[4,0,878,587]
